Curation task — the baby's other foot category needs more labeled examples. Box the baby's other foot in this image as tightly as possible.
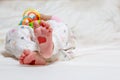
[19,49,46,65]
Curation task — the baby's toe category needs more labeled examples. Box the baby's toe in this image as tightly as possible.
[40,20,50,28]
[19,56,24,64]
[19,59,24,64]
[23,49,31,56]
[48,27,53,33]
[33,21,40,29]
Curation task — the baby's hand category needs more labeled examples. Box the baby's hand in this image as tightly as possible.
[40,14,52,21]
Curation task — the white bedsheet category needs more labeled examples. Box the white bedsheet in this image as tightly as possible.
[0,0,120,80]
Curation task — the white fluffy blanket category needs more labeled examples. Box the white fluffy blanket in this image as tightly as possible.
[0,0,120,80]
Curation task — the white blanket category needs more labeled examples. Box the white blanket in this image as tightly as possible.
[0,0,120,80]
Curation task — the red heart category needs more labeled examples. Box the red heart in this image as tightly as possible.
[29,60,35,65]
[37,36,46,44]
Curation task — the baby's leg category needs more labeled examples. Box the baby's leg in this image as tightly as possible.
[33,20,54,58]
[19,49,46,65]
[19,21,54,65]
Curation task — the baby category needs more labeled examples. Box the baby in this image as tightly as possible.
[5,14,76,65]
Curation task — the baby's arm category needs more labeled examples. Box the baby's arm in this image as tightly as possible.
[40,14,52,21]
[40,14,62,22]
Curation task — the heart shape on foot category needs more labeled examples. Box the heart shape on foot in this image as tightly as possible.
[37,36,46,44]
[29,60,35,65]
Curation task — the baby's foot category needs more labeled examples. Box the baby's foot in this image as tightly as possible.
[19,49,46,65]
[33,20,53,58]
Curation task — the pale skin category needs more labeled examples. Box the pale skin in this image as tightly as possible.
[19,15,54,65]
